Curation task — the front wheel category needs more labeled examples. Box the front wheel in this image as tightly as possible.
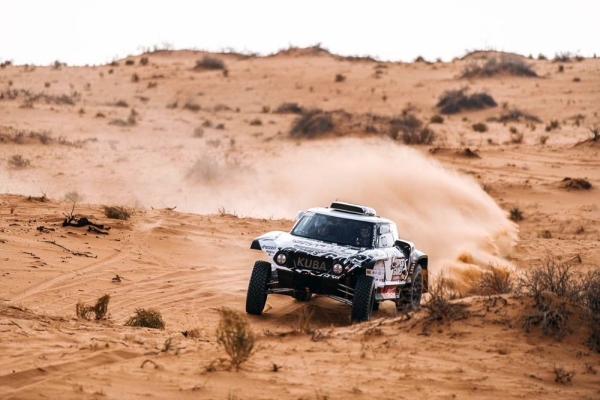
[397,264,423,312]
[351,275,375,322]
[246,261,271,315]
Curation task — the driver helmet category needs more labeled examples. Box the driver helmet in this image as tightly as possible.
[359,227,370,238]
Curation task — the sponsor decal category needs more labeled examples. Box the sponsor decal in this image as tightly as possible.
[295,257,327,271]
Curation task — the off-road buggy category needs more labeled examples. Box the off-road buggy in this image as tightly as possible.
[246,201,429,322]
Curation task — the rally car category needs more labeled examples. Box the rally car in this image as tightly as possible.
[246,201,429,322]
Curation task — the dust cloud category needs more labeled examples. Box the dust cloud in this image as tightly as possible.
[178,138,519,276]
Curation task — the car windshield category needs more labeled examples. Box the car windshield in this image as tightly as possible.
[291,212,375,248]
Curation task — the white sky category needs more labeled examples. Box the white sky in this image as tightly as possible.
[2,0,599,65]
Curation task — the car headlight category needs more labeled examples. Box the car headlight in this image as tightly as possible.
[333,263,343,274]
[275,252,287,266]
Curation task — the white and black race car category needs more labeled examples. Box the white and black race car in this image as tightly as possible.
[246,201,429,322]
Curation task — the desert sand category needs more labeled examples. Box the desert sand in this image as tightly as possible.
[0,48,599,399]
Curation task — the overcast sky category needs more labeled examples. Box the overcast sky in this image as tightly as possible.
[2,0,598,65]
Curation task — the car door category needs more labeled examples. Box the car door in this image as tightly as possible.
[376,224,403,284]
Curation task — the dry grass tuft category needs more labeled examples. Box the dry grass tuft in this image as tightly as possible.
[553,365,575,384]
[103,205,130,220]
[125,308,165,329]
[421,276,469,333]
[76,294,110,320]
[216,308,255,371]
[290,109,334,138]
[509,207,523,221]
[468,264,514,296]
[8,154,31,169]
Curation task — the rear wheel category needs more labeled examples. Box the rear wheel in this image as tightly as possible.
[246,261,271,315]
[351,275,375,322]
[292,291,313,302]
[397,265,423,312]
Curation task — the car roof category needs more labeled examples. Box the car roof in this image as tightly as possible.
[307,207,394,224]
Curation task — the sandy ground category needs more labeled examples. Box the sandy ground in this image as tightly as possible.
[0,49,599,399]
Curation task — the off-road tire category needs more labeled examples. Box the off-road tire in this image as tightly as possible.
[372,301,380,311]
[292,291,313,302]
[397,264,423,312]
[351,275,375,322]
[246,261,271,315]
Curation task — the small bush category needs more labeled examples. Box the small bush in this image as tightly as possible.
[125,308,165,329]
[290,109,334,138]
[437,87,497,114]
[275,102,303,114]
[509,207,523,221]
[554,365,575,384]
[131,73,139,83]
[561,177,592,190]
[573,77,581,83]
[510,131,524,144]
[472,122,488,132]
[422,276,469,330]
[125,59,135,66]
[8,154,31,168]
[334,73,346,82]
[461,57,537,78]
[76,294,110,320]
[194,56,225,70]
[183,102,201,112]
[140,57,149,66]
[430,115,444,124]
[539,135,549,145]
[103,205,130,220]
[554,52,572,63]
[216,308,255,371]
[389,112,436,145]
[497,108,542,123]
[249,118,262,126]
[470,264,514,295]
[538,230,552,239]
[115,100,129,108]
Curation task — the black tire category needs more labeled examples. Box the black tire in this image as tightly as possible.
[292,291,313,302]
[397,264,423,312]
[351,275,375,322]
[246,261,271,315]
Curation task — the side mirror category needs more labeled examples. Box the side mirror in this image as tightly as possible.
[296,211,305,220]
[379,225,390,234]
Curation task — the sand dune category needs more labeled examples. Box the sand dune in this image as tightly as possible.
[1,50,599,399]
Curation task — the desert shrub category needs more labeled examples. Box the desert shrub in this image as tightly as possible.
[557,65,564,73]
[76,294,110,320]
[194,56,225,70]
[183,102,201,112]
[430,115,444,124]
[131,73,139,83]
[538,230,552,239]
[216,123,225,130]
[249,118,262,126]
[573,77,581,82]
[125,59,135,66]
[389,112,436,145]
[589,125,600,142]
[497,108,542,123]
[140,56,149,66]
[334,73,346,82]
[469,264,514,296]
[561,177,592,190]
[537,54,547,60]
[115,100,129,108]
[8,154,31,168]
[553,365,575,384]
[193,127,204,138]
[553,52,572,62]
[461,56,537,78]
[545,120,560,132]
[437,87,497,114]
[261,105,270,113]
[422,276,469,328]
[290,109,334,138]
[216,308,255,371]
[510,131,524,144]
[103,205,130,220]
[509,207,523,221]
[472,122,487,132]
[109,109,138,127]
[275,102,304,114]
[584,271,600,351]
[125,308,165,329]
